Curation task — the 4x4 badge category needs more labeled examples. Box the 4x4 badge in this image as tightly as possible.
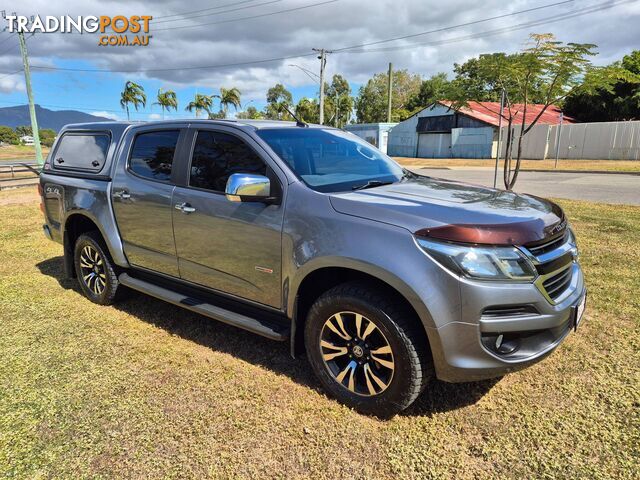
[254,266,273,274]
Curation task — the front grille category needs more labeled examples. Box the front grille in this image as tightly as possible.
[542,267,573,300]
[523,230,575,303]
[527,231,567,256]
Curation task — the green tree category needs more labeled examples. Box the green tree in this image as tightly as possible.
[449,33,635,189]
[406,73,452,112]
[207,110,226,119]
[38,129,57,147]
[214,87,242,118]
[264,84,293,120]
[185,93,214,118]
[15,125,31,137]
[326,74,353,127]
[153,88,178,120]
[10,126,55,146]
[564,50,640,121]
[120,81,146,120]
[295,97,319,123]
[236,106,264,119]
[0,126,19,145]
[355,69,421,123]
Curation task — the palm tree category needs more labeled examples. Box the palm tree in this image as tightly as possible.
[214,87,242,118]
[120,81,146,120]
[153,88,178,120]
[185,93,213,118]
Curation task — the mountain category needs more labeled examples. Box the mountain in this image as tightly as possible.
[0,105,113,132]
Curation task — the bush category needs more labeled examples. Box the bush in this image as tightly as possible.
[0,126,19,145]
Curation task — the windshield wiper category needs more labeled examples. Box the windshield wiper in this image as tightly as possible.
[352,180,394,191]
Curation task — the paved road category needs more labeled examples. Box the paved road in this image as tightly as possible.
[414,167,640,206]
[2,161,638,205]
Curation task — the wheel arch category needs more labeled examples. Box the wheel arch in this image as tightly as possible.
[63,212,114,278]
[289,259,436,358]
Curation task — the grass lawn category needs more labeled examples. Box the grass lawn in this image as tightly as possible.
[1,188,638,479]
[395,157,640,173]
[0,145,50,161]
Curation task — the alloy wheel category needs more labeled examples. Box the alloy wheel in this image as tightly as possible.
[79,245,107,296]
[320,311,395,396]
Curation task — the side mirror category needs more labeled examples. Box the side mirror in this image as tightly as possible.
[225,173,273,203]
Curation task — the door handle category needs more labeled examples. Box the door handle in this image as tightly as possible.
[175,202,196,214]
[113,190,131,200]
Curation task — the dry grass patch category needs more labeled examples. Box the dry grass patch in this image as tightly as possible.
[0,192,638,479]
[0,145,50,160]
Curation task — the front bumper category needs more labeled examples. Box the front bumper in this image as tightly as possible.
[428,262,585,383]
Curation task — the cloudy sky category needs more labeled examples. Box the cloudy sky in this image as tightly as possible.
[0,0,638,120]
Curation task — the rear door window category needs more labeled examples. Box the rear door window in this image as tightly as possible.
[129,130,180,182]
[52,133,110,172]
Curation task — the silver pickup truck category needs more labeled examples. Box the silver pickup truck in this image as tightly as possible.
[39,119,586,416]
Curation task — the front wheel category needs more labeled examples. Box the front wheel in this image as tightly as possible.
[304,282,431,417]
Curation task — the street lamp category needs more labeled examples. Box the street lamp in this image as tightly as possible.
[288,64,320,84]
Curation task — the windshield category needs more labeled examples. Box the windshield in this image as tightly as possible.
[256,128,404,192]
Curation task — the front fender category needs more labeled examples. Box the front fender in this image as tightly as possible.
[287,255,437,330]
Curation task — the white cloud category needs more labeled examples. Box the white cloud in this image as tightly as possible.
[147,113,162,120]
[3,0,639,102]
[90,110,120,120]
[0,75,25,94]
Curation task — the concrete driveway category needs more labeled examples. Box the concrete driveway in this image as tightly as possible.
[414,167,640,206]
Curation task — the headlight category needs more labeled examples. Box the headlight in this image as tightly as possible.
[416,237,537,282]
[566,226,579,258]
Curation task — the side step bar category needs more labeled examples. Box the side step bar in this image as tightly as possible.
[119,273,289,341]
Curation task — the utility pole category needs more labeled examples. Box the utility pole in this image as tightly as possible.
[14,16,43,166]
[387,62,393,123]
[493,88,505,188]
[313,48,331,125]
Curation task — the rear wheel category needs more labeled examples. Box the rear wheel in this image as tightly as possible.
[305,282,431,417]
[73,232,122,305]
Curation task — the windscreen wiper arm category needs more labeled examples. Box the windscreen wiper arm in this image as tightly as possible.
[351,180,394,191]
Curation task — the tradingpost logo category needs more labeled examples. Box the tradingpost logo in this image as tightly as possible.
[4,14,153,47]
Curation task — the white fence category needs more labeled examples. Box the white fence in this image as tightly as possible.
[499,120,640,160]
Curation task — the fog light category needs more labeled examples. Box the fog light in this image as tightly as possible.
[495,334,519,355]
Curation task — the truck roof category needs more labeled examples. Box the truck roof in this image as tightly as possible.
[61,119,338,131]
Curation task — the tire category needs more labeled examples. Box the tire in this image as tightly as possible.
[304,281,432,417]
[73,231,122,305]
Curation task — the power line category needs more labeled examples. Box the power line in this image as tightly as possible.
[332,0,575,52]
[153,0,263,20]
[12,0,631,75]
[153,0,282,24]
[0,69,22,81]
[30,51,317,73]
[153,0,339,31]
[339,0,636,54]
[0,32,17,47]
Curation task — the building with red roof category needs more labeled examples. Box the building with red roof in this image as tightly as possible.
[387,100,573,159]
[437,100,574,128]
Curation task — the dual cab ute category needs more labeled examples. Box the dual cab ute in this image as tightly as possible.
[40,119,586,416]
